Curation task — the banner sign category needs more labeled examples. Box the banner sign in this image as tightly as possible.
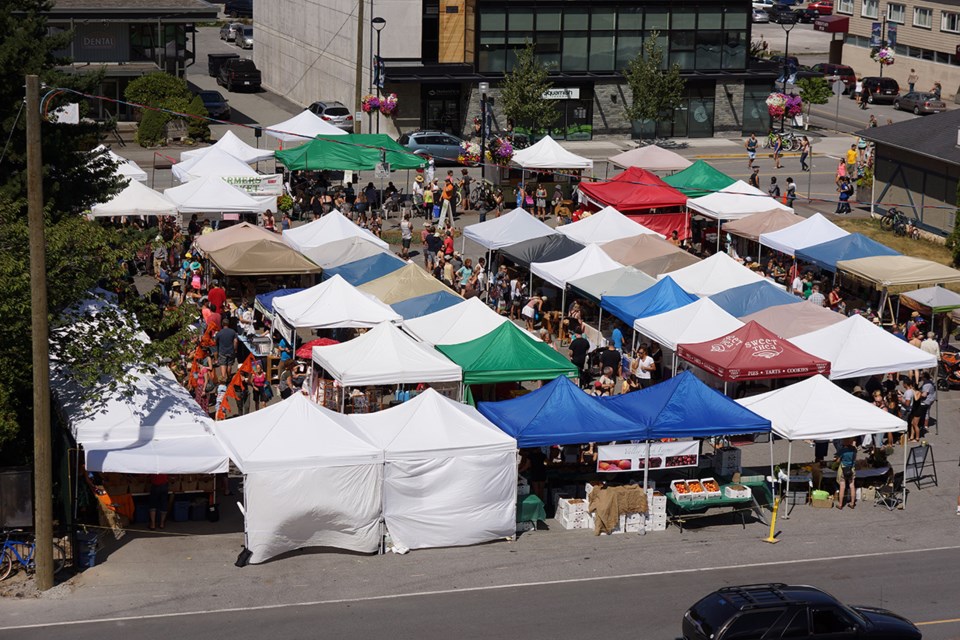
[542,87,580,100]
[870,22,882,47]
[597,440,699,473]
[223,174,283,195]
[887,24,897,46]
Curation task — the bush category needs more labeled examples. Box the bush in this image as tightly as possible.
[185,95,211,142]
[136,109,168,147]
[125,73,190,108]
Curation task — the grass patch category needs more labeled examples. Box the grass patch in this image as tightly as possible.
[834,218,953,266]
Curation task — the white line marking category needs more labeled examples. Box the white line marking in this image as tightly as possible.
[3,544,960,631]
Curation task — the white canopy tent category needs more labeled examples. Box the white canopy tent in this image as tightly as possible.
[282,210,388,253]
[607,145,692,172]
[462,207,554,251]
[687,180,792,222]
[90,180,178,217]
[738,374,909,509]
[531,243,625,290]
[347,389,518,552]
[790,314,937,380]
[296,237,391,270]
[632,298,744,352]
[172,147,260,183]
[659,251,770,296]
[212,394,384,563]
[180,130,275,164]
[760,212,849,256]
[511,135,593,170]
[312,321,462,388]
[404,297,519,346]
[164,175,276,213]
[271,274,402,342]
[266,109,350,143]
[94,145,148,183]
[556,206,664,244]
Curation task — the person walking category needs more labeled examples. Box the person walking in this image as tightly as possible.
[834,438,857,509]
[745,133,758,169]
[785,176,797,208]
[799,136,810,171]
[854,77,865,109]
[907,68,919,93]
[772,133,784,169]
[399,212,412,259]
[535,183,548,220]
[835,177,853,214]
[768,176,781,199]
[845,144,858,179]
[835,159,847,186]
[748,166,760,189]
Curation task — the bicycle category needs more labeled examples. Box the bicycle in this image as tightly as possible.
[879,207,911,237]
[1,529,67,581]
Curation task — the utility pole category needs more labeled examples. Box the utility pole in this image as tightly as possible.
[354,0,365,132]
[26,75,53,591]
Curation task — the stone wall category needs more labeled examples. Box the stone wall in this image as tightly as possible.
[714,81,744,137]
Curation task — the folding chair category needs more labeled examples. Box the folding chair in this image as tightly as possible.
[874,472,907,511]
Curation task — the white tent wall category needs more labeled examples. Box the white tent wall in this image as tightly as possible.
[243,464,384,563]
[383,452,518,551]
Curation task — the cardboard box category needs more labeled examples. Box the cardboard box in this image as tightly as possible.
[557,497,588,515]
[599,514,626,535]
[557,512,591,530]
[624,512,644,525]
[624,522,644,533]
[860,487,876,502]
[646,516,667,532]
[713,447,742,476]
[811,498,834,509]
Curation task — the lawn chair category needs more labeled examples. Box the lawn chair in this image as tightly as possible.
[874,471,907,511]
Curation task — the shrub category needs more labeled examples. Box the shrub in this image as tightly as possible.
[185,95,211,141]
[136,109,168,147]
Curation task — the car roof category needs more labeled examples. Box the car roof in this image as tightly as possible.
[704,584,839,610]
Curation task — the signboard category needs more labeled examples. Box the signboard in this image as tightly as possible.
[373,55,385,89]
[375,162,391,178]
[223,174,283,195]
[870,22,882,47]
[542,87,580,100]
[905,444,938,488]
[814,15,850,32]
[887,24,897,46]
[597,441,699,473]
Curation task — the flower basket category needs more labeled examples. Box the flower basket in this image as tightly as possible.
[458,140,481,166]
[766,92,786,118]
[785,94,804,118]
[379,93,398,116]
[486,136,514,167]
[870,47,895,66]
[361,94,380,113]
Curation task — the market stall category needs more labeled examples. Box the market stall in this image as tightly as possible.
[203,238,321,277]
[180,130,275,164]
[556,206,663,244]
[499,233,585,269]
[687,180,792,223]
[568,266,657,304]
[389,290,463,319]
[760,212,848,257]
[402,297,532,346]
[531,244,624,305]
[212,393,384,564]
[94,145,149,183]
[659,252,771,297]
[795,233,900,273]
[601,276,698,326]
[358,263,458,307]
[193,221,281,254]
[265,109,350,143]
[722,209,806,243]
[89,180,178,217]
[511,135,594,172]
[164,175,276,214]
[253,287,304,324]
[661,160,735,198]
[607,145,692,172]
[901,286,960,339]
[346,389,518,552]
[600,233,688,266]
[462,207,555,251]
[275,134,426,171]
[739,301,845,338]
[577,168,689,238]
[172,147,260,183]
[632,252,702,278]
[836,255,960,323]
[297,236,391,271]
[708,281,801,319]
[282,210,389,254]
[322,251,406,286]
[791,314,937,379]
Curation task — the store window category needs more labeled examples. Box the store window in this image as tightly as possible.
[723,31,747,69]
[942,11,960,33]
[914,7,932,28]
[616,31,643,68]
[619,6,643,30]
[887,3,905,23]
[741,81,772,136]
[696,31,724,70]
[836,0,853,14]
[861,0,878,18]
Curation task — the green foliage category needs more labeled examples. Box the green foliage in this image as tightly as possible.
[624,33,686,128]
[136,108,168,146]
[124,73,190,109]
[498,42,559,133]
[277,194,294,212]
[948,181,960,266]
[185,95,211,141]
[797,77,833,120]
[124,73,198,147]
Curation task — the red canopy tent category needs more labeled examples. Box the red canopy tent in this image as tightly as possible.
[676,321,830,382]
[296,337,339,359]
[578,168,690,238]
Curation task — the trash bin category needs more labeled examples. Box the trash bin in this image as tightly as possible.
[75,531,99,568]
[172,499,190,522]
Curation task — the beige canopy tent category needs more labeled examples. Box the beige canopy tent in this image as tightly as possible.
[837,255,960,289]
[740,301,845,338]
[601,234,692,267]
[723,209,806,242]
[205,240,322,276]
[358,263,458,305]
[632,251,702,278]
[607,145,692,172]
[194,222,283,254]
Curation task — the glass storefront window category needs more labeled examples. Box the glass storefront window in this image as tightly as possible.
[510,9,533,31]
[672,7,696,29]
[537,8,562,31]
[616,32,643,68]
[483,10,505,30]
[590,32,616,71]
[479,32,506,72]
[699,8,723,29]
[592,7,617,30]
[645,8,669,30]
[696,31,723,70]
[564,7,589,30]
[724,9,748,29]
[619,6,643,30]
[742,82,772,135]
[723,31,747,69]
[562,32,589,71]
[670,29,695,69]
[536,33,562,69]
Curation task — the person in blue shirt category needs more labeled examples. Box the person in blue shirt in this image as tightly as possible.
[834,438,857,509]
[277,337,293,362]
[610,323,624,352]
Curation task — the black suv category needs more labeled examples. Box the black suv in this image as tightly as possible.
[850,77,900,104]
[766,4,798,23]
[680,584,921,640]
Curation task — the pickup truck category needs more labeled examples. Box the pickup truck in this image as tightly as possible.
[217,58,261,92]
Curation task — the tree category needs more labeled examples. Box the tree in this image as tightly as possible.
[125,73,197,147]
[796,77,832,125]
[498,42,559,134]
[624,33,686,136]
[948,181,960,266]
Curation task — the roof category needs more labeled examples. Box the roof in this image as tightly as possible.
[600,276,698,325]
[708,281,801,318]
[856,109,960,167]
[662,160,736,197]
[632,298,744,351]
[272,274,401,334]
[759,212,849,256]
[511,135,593,170]
[578,167,688,213]
[722,209,805,242]
[837,255,960,288]
[740,301,845,339]
[556,206,663,244]
[686,180,792,221]
[47,0,218,18]
[275,134,426,171]
[659,251,770,297]
[499,233,584,268]
[462,207,555,250]
[358,263,456,305]
[530,243,624,290]
[900,285,960,313]
[322,251,406,286]
[795,232,900,272]
[282,210,388,253]
[600,233,690,267]
[607,145,692,172]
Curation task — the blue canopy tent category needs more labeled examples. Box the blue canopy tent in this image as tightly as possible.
[477,375,647,447]
[390,290,463,320]
[794,233,899,273]
[709,281,800,319]
[253,288,304,320]
[322,251,405,286]
[600,276,697,327]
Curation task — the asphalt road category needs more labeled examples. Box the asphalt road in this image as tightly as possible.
[3,546,958,640]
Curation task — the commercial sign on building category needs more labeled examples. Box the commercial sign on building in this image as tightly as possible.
[542,87,580,100]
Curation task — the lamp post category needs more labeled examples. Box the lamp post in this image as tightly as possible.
[779,16,797,133]
[479,81,489,183]
[372,16,386,134]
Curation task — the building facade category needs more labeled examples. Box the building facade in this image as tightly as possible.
[839,0,960,98]
[256,0,777,139]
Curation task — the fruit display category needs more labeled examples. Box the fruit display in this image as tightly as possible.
[687,480,704,493]
[673,481,689,494]
[665,454,698,468]
[636,457,662,469]
[702,479,720,493]
[598,459,633,472]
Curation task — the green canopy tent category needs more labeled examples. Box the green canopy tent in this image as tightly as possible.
[436,322,578,403]
[662,160,736,198]
[275,134,427,171]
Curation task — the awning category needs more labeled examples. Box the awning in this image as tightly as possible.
[814,15,849,33]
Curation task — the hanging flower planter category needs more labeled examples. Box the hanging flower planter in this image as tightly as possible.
[485,136,514,167]
[766,92,787,119]
[458,140,481,166]
[361,94,380,113]
[871,47,895,66]
[379,93,398,116]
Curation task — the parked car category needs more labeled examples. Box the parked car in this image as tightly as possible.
[194,90,231,120]
[219,22,242,42]
[397,131,466,166]
[217,58,262,92]
[207,52,240,77]
[808,0,834,14]
[306,100,354,132]
[752,0,775,9]
[752,8,770,22]
[794,7,819,22]
[894,91,947,114]
[680,584,921,640]
[766,4,799,23]
[851,77,900,104]
[237,26,253,49]
[809,62,857,93]
[224,0,253,18]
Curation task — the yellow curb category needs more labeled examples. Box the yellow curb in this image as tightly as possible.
[693,153,804,159]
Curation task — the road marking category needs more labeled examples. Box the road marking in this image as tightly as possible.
[916,617,960,627]
[3,544,959,631]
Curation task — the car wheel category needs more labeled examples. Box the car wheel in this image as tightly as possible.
[893,101,900,110]
[866,93,874,104]
[913,106,920,115]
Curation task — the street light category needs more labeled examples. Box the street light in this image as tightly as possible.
[779,16,797,133]
[479,81,489,183]
[372,16,386,134]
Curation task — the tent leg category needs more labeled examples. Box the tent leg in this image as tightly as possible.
[597,303,603,342]
[560,289,567,335]
[723,381,728,397]
[768,436,776,512]
[643,441,651,491]
[340,389,346,413]
[901,437,908,508]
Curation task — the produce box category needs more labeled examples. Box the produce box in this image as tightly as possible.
[685,479,707,500]
[557,512,591,530]
[557,497,588,516]
[786,489,809,506]
[624,512,644,525]
[516,521,535,533]
[700,478,722,498]
[624,522,644,533]
[860,487,876,502]
[671,479,694,502]
[811,497,834,509]
[713,447,742,476]
[646,489,668,513]
[724,484,752,500]
[646,513,667,532]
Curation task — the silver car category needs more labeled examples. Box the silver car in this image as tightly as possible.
[237,26,253,49]
[894,91,946,115]
[307,100,355,132]
[752,7,770,22]
[219,22,242,42]
[397,131,466,166]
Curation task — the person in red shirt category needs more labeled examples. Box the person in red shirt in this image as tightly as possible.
[207,279,226,313]
[442,230,455,257]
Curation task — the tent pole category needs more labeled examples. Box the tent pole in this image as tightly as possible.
[782,440,792,520]
[723,381,728,397]
[598,300,603,341]
[561,288,567,335]
[340,387,346,413]
[901,436,908,507]
[768,436,775,512]
[643,441,651,491]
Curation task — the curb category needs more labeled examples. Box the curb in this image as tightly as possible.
[693,152,804,159]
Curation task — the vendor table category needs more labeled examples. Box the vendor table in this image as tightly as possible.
[517,494,546,530]
[776,466,890,516]
[666,483,769,533]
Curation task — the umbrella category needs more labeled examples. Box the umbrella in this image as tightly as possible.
[296,338,339,359]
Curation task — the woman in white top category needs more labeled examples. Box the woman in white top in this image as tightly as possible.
[522,296,542,331]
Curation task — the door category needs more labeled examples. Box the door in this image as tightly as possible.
[423,99,461,134]
[809,607,858,638]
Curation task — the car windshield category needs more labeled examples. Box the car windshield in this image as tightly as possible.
[232,60,257,70]
[324,106,350,116]
[243,27,253,36]
[199,92,223,101]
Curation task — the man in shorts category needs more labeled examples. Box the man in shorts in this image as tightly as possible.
[745,133,758,169]
[400,213,412,259]
[215,318,238,381]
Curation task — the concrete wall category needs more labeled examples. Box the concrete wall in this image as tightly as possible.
[874,143,960,234]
